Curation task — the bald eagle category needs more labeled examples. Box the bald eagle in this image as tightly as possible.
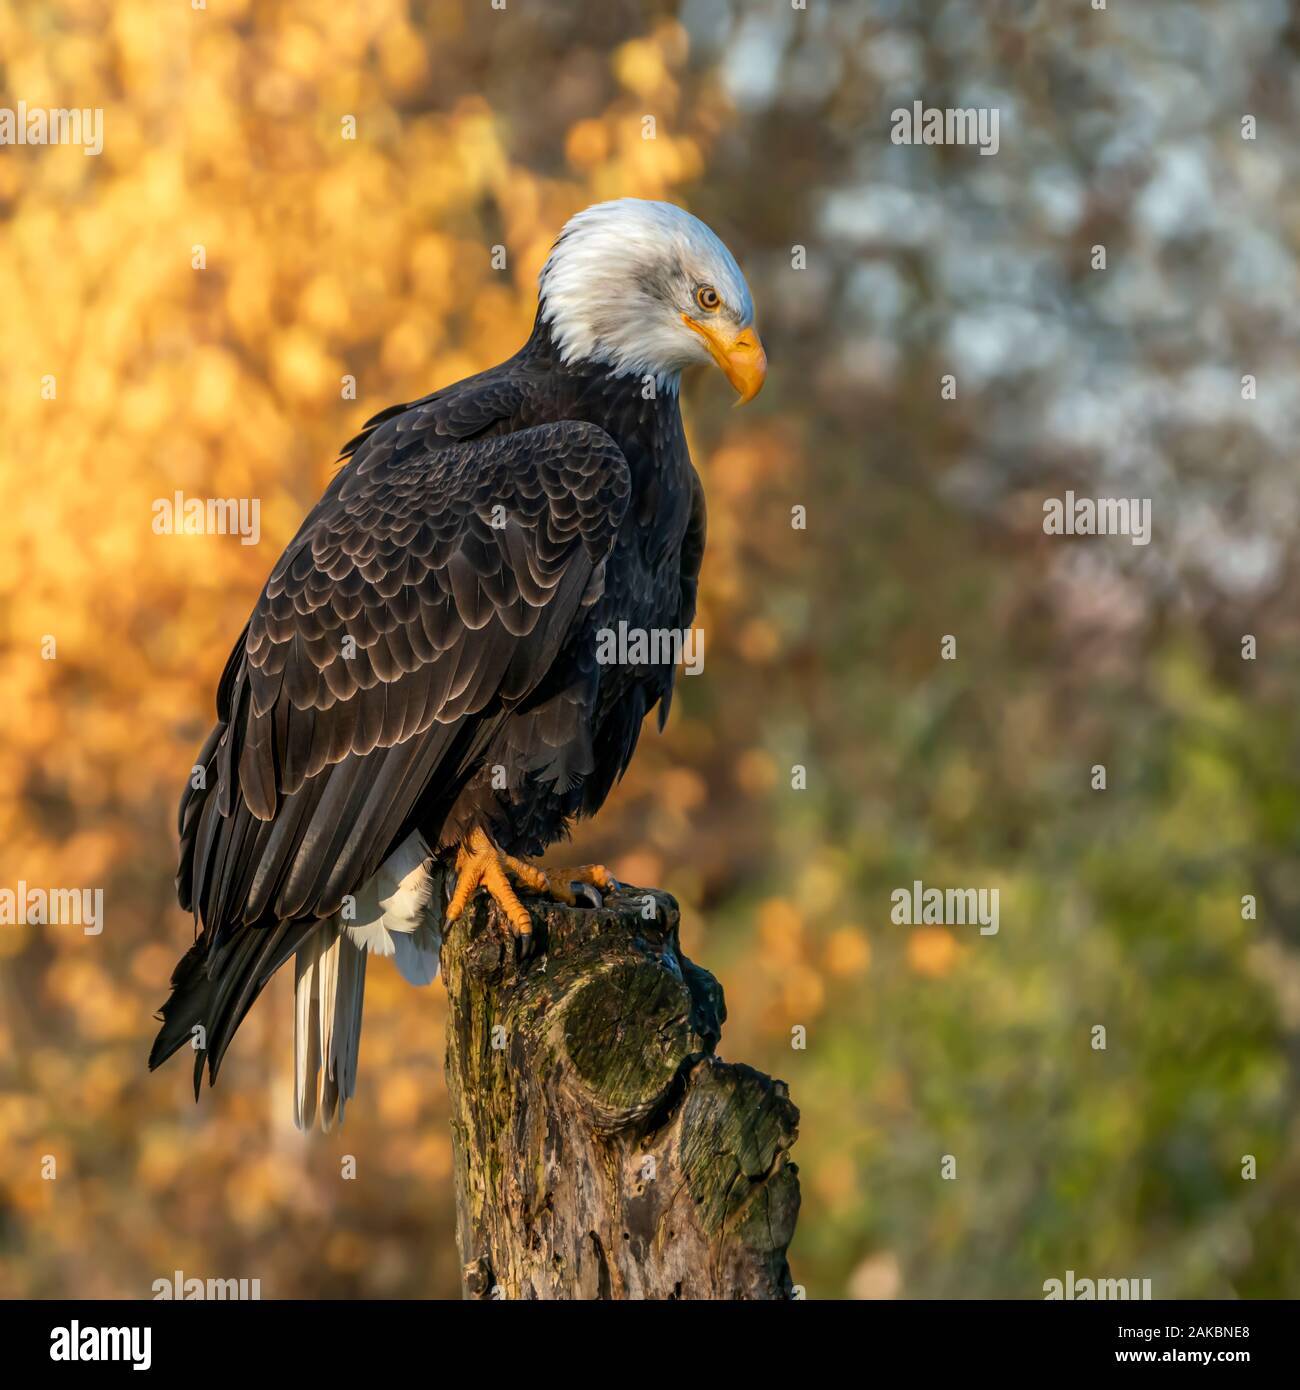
[149,198,765,1128]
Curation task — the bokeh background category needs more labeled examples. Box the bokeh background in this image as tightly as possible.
[3,0,1300,1299]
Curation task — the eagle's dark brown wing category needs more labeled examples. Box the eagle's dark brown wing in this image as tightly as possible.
[153,414,630,1085]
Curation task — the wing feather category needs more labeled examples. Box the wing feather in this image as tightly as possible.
[155,412,631,1088]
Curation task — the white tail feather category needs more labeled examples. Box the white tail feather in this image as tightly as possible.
[293,929,326,1130]
[292,833,442,1130]
[319,928,365,1131]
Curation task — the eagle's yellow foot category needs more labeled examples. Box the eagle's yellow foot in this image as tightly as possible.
[536,863,617,907]
[446,828,535,940]
[445,828,616,946]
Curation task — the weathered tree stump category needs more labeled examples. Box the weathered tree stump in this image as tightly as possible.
[440,882,800,1300]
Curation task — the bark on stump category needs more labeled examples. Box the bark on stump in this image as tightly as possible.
[440,882,800,1300]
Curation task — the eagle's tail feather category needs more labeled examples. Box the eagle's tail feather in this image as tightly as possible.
[152,837,441,1123]
[294,918,367,1132]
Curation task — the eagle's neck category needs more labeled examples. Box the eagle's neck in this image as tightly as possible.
[521,309,682,400]
[517,312,687,505]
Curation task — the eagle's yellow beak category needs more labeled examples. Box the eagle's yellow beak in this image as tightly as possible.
[682,316,767,404]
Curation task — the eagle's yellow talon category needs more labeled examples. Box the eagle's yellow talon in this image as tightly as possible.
[445,829,613,937]
[543,872,577,906]
[544,865,613,902]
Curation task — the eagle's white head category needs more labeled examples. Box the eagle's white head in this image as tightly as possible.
[538,198,766,403]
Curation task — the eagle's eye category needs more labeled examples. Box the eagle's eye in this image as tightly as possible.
[695,285,722,312]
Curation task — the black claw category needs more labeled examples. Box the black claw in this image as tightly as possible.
[572,882,603,910]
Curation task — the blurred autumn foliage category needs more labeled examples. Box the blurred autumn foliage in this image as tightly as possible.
[3,0,1300,1299]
